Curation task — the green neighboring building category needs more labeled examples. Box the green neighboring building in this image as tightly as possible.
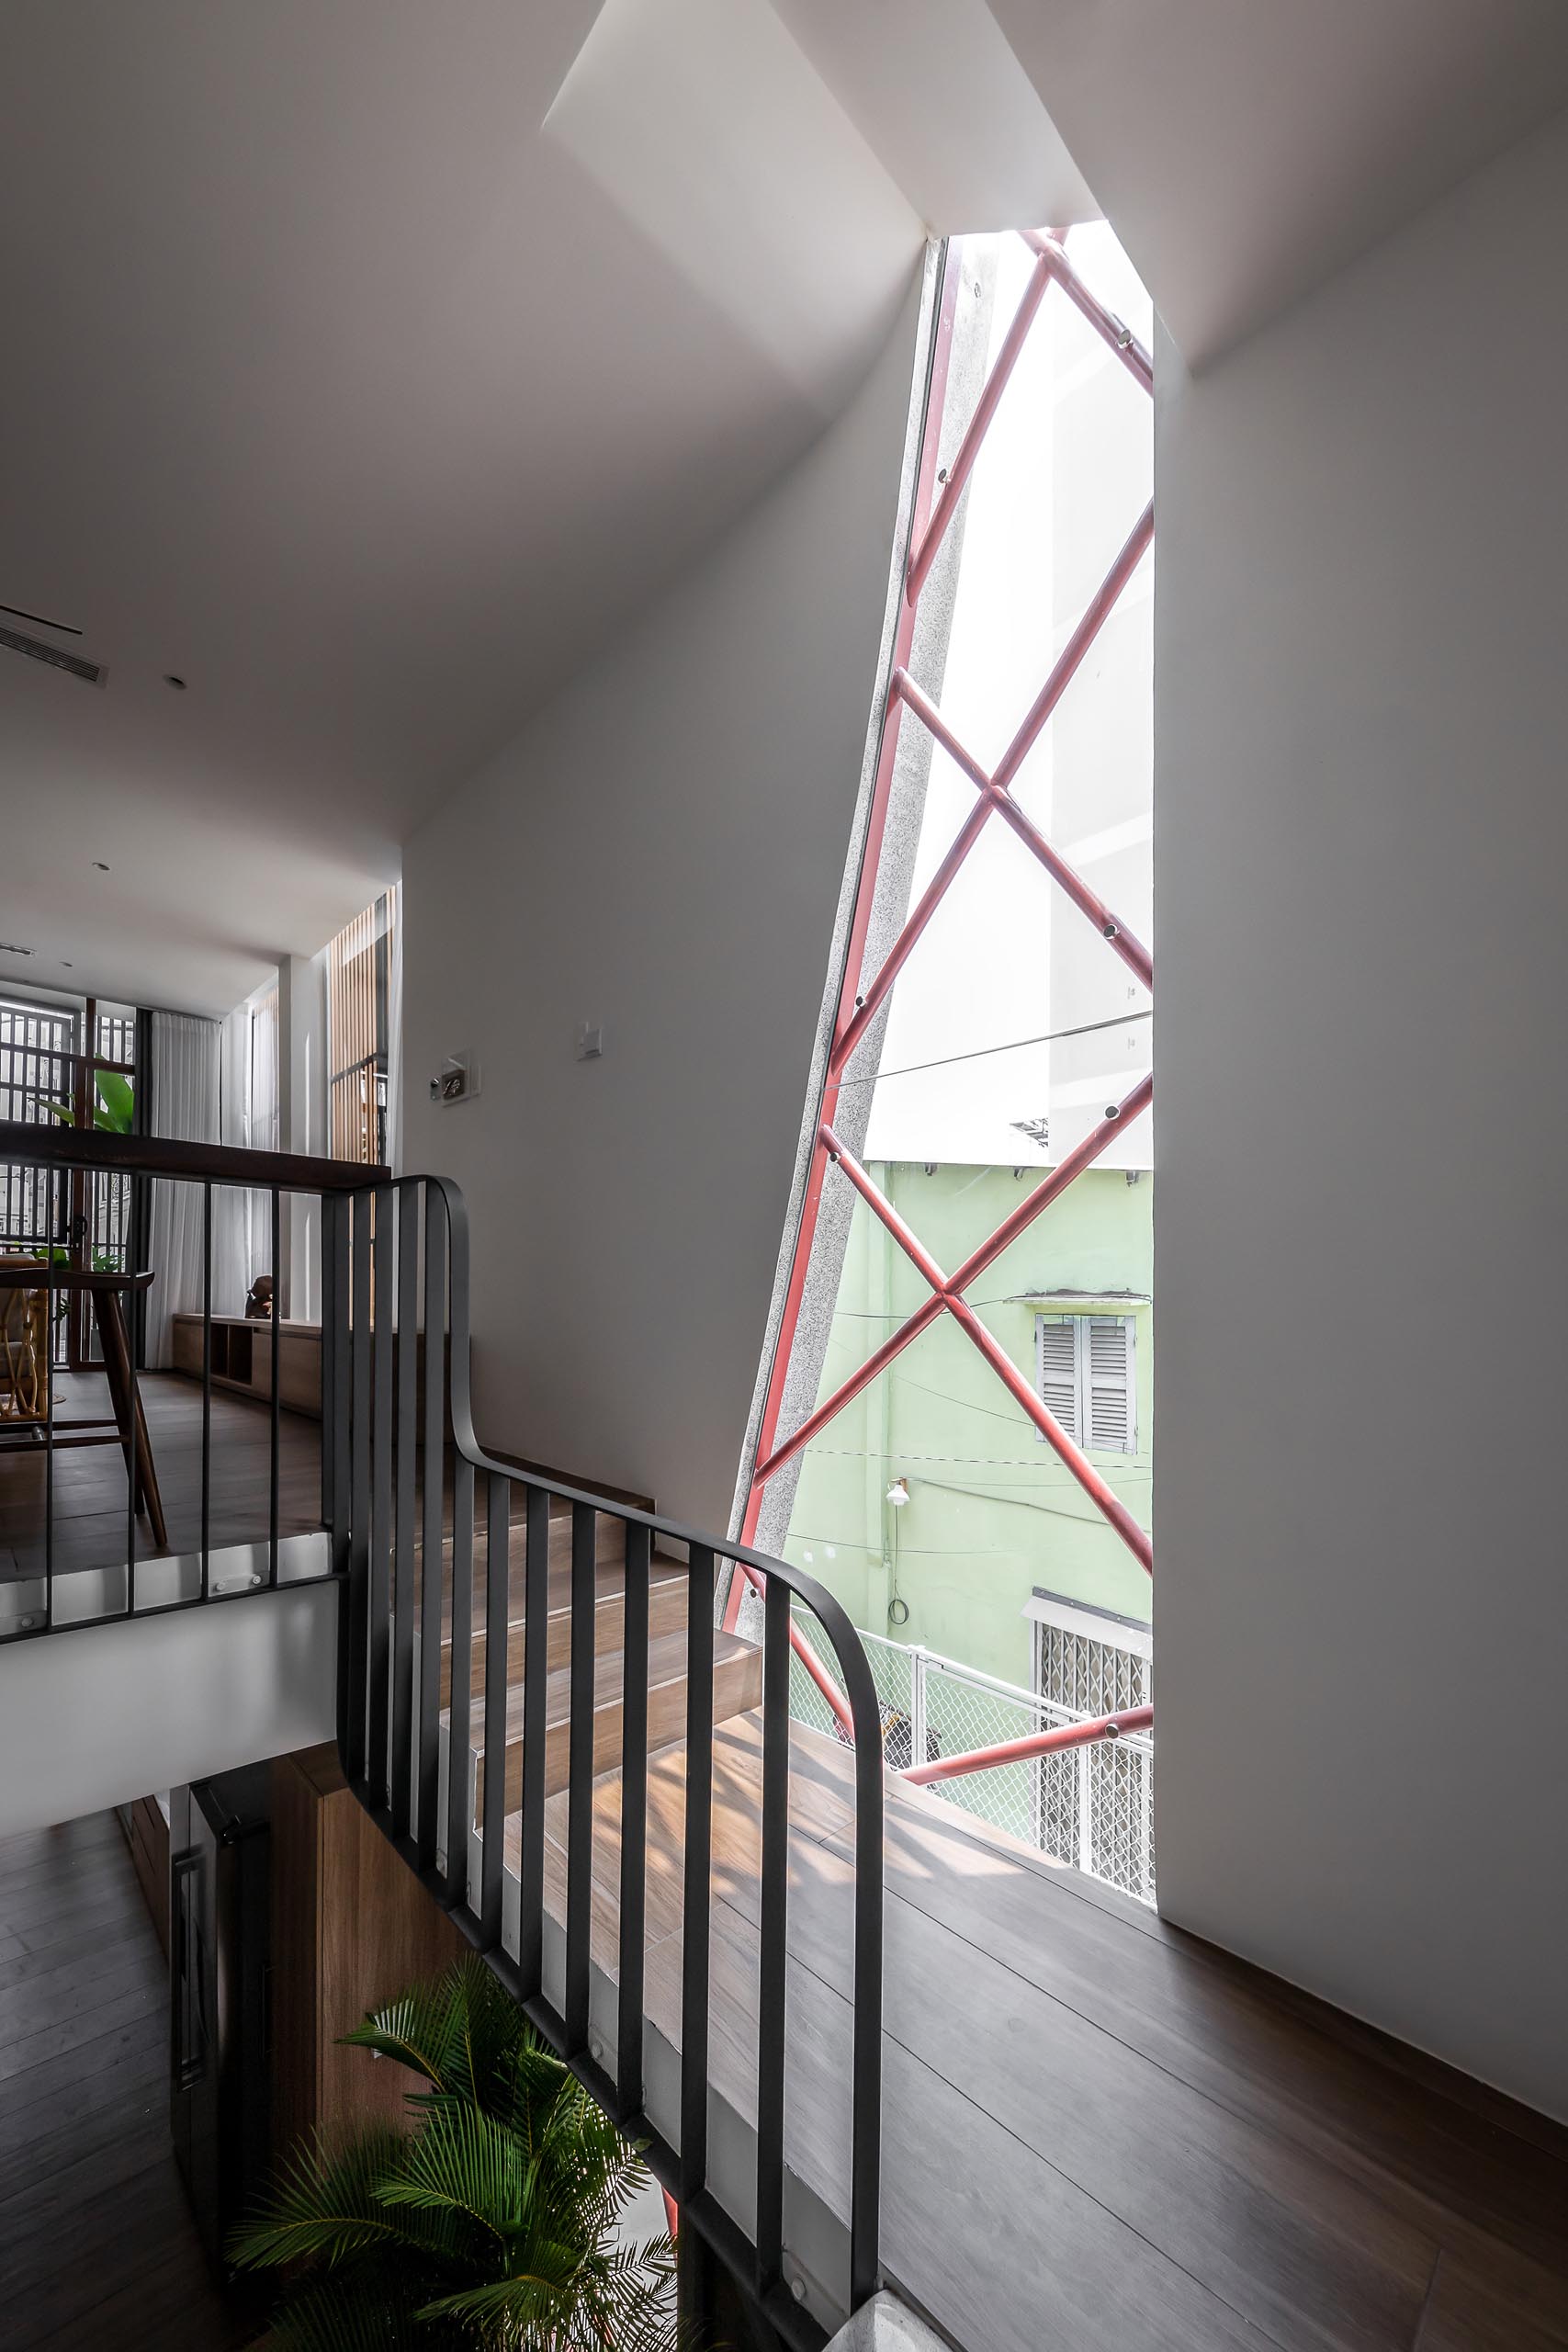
[779,1160,1153,1696]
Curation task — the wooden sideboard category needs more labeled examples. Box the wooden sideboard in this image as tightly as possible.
[171,1314,321,1415]
[170,1316,424,1424]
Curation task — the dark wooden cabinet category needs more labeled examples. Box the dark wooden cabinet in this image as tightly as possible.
[168,1768,272,2275]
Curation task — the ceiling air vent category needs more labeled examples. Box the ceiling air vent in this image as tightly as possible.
[0,622,104,686]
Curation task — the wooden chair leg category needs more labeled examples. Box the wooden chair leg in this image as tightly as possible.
[95,1292,169,1554]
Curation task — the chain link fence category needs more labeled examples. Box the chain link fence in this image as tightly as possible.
[784,1611,1155,1906]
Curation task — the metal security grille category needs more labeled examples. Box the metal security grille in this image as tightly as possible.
[789,1615,1155,1905]
[0,1001,73,1262]
[1035,1609,1153,1901]
[0,1000,138,1366]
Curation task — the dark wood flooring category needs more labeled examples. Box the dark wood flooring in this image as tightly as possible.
[535,1715,1568,2352]
[0,1373,322,1584]
[0,1810,253,2350]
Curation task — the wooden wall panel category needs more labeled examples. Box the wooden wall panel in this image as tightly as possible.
[270,1745,466,2161]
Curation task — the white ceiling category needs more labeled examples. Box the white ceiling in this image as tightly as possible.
[0,0,1082,1018]
[6,0,1568,1018]
[990,0,1568,366]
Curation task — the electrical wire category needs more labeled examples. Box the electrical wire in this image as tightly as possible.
[833,1007,1151,1090]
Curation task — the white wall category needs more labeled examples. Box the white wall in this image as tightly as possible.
[401,275,922,1531]
[1154,105,1568,2117]
[0,1584,337,1837]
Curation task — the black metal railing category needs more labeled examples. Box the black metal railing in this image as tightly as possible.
[0,1125,886,2340]
[0,1122,365,1631]
[328,1173,886,2339]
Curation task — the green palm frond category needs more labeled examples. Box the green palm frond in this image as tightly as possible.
[378,2098,524,2246]
[415,2244,679,2352]
[247,1957,680,2350]
[341,1971,468,2086]
[344,1952,523,2116]
[228,2128,410,2271]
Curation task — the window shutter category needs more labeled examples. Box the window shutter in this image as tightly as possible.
[1085,1317,1135,1453]
[1036,1318,1079,1441]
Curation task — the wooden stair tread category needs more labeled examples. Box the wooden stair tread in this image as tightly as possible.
[435,1551,689,1642]
[448,1627,759,1746]
[433,1553,693,1702]
[451,1626,762,1811]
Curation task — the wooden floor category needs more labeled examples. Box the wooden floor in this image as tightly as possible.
[0,1811,252,2350]
[0,1373,322,1584]
[533,1716,1568,2352]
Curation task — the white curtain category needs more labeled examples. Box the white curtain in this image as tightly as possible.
[145,1011,221,1369]
[218,983,279,1310]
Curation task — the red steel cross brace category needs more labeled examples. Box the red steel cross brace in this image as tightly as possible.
[729,232,1156,1761]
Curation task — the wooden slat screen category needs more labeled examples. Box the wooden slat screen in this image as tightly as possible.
[326,894,394,1165]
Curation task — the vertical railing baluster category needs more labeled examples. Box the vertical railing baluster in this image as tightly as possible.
[681,1542,715,2205]
[446,1437,474,1912]
[755,1571,791,2293]
[849,1649,886,2311]
[517,1484,550,1997]
[392,1182,418,1839]
[324,1194,350,1573]
[565,1500,597,2053]
[268,1184,280,1589]
[616,1520,650,2123]
[322,1194,351,1756]
[321,1194,336,1538]
[445,1185,475,1911]
[479,1471,510,1946]
[126,1258,137,1621]
[368,1184,394,1805]
[417,1185,445,1873]
[348,1192,372,1785]
[200,1179,212,1600]
[42,1249,55,1633]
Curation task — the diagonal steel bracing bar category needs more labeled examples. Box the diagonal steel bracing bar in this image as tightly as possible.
[890,667,1153,988]
[751,1074,1153,1501]
[830,500,1155,1077]
[1021,229,1155,390]
[906,240,1060,606]
[817,1126,1153,1573]
[903,1703,1155,1786]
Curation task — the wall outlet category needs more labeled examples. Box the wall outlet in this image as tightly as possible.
[575,1021,604,1061]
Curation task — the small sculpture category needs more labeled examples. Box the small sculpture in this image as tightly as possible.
[244,1273,274,1322]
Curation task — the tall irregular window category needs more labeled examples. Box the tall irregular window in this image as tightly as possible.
[735,229,1156,1897]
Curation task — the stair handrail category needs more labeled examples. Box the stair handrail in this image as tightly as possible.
[326,1170,886,2343]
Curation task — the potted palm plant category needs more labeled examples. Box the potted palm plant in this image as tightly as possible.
[230,1956,679,2349]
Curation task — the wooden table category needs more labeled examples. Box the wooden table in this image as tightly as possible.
[0,1266,168,1551]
